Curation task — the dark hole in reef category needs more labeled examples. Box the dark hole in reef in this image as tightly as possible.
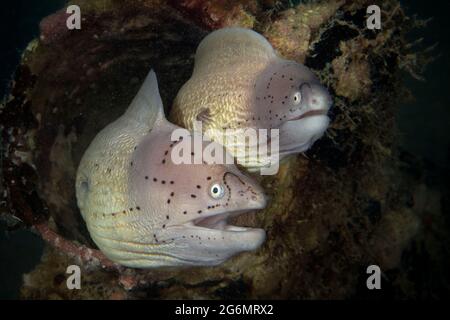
[305,25,359,70]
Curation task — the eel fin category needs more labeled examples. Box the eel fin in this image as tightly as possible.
[126,69,165,127]
[196,107,213,124]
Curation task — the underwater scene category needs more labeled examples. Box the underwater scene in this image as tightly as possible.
[0,0,449,302]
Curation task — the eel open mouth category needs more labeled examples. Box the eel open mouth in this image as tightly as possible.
[288,109,328,122]
[190,210,258,232]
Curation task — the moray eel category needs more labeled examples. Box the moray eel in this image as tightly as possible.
[75,70,267,268]
[171,27,332,172]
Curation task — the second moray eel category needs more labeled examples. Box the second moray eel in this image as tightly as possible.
[171,27,332,173]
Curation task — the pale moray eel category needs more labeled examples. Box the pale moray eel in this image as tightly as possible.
[75,70,267,268]
[171,27,332,172]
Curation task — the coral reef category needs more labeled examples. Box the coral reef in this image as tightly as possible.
[0,0,437,299]
[168,0,259,30]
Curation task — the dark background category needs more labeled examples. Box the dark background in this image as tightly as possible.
[0,0,449,299]
[0,0,66,299]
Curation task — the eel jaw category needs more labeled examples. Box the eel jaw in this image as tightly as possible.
[191,210,256,232]
[286,109,328,122]
[277,110,330,157]
[177,208,266,252]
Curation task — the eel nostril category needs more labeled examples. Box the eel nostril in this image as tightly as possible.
[299,82,312,91]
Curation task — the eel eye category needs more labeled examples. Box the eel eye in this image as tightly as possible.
[292,91,302,105]
[210,183,225,199]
